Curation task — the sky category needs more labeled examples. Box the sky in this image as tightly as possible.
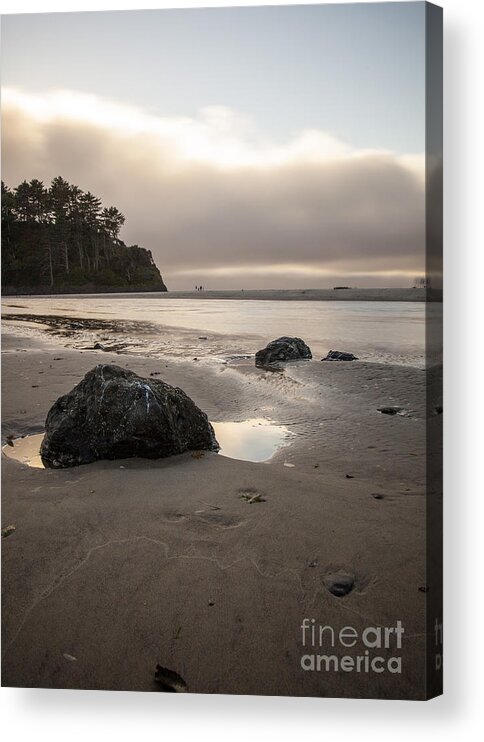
[1,3,427,289]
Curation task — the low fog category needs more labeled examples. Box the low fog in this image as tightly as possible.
[1,89,426,289]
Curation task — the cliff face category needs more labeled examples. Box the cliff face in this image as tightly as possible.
[1,178,167,294]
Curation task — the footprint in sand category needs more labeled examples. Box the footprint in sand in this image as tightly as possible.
[322,565,372,598]
[195,511,244,528]
[323,570,355,597]
[165,511,187,522]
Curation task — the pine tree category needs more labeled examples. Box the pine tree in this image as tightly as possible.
[1,176,166,291]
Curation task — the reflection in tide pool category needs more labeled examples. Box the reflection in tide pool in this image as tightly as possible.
[212,418,291,463]
[2,433,45,468]
[2,419,291,468]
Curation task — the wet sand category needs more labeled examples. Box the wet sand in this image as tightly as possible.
[1,331,437,698]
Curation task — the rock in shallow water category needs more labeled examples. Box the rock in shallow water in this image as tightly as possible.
[322,350,358,361]
[40,364,219,468]
[255,336,312,368]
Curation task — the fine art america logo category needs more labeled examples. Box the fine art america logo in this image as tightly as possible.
[300,618,404,674]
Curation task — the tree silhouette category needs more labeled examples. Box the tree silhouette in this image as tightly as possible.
[1,176,165,292]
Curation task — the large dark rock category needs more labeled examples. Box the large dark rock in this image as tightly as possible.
[322,350,359,362]
[255,337,312,368]
[40,364,218,468]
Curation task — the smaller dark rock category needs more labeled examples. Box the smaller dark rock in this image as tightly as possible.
[255,336,312,368]
[378,406,404,415]
[323,570,355,597]
[372,493,385,500]
[93,342,105,350]
[322,350,358,361]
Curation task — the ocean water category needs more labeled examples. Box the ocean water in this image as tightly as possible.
[1,294,437,368]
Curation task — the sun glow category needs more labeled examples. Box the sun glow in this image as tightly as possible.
[173,265,420,279]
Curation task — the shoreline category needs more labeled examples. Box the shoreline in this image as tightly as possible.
[1,295,436,370]
[2,287,441,302]
[1,330,435,697]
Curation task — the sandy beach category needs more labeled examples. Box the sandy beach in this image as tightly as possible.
[1,320,439,698]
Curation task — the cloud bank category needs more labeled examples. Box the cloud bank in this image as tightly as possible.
[1,88,425,289]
